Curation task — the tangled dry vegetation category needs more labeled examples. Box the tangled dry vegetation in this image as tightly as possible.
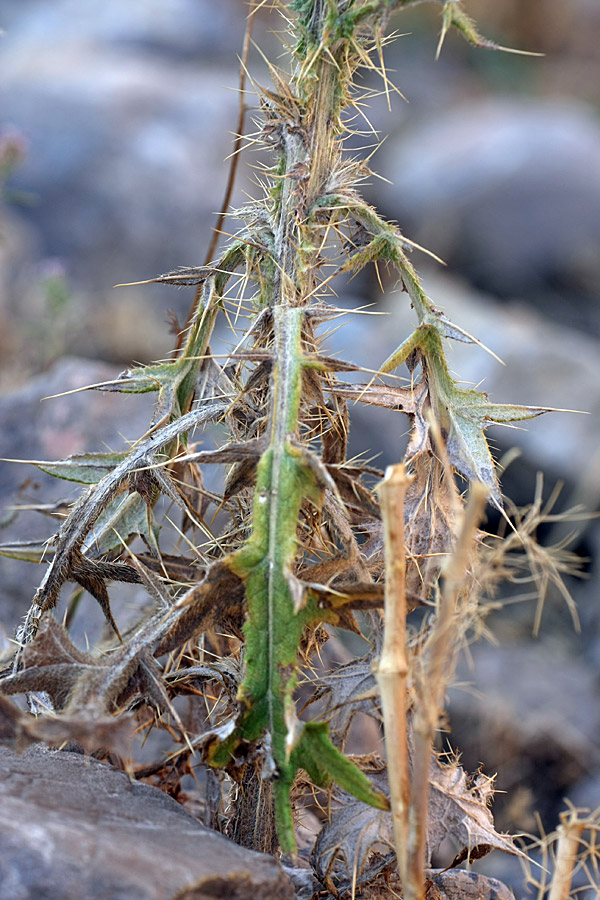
[0,2,597,898]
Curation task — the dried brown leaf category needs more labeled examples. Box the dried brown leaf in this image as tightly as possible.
[313,753,522,891]
[426,868,516,900]
[308,649,380,747]
[155,562,245,656]
[404,455,458,607]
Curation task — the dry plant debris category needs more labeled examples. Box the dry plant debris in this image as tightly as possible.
[0,2,592,899]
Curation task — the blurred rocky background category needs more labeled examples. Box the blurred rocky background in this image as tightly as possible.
[1,0,599,896]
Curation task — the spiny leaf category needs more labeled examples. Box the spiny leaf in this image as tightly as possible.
[24,403,226,627]
[306,649,381,748]
[0,538,53,565]
[312,753,524,891]
[81,492,150,557]
[443,395,549,508]
[427,754,526,864]
[381,325,553,507]
[293,722,389,809]
[436,0,542,60]
[35,451,129,485]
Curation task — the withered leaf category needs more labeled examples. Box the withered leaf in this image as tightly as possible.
[68,550,141,638]
[0,694,23,743]
[303,354,362,373]
[327,464,381,519]
[1,615,184,739]
[426,868,516,900]
[25,709,136,758]
[307,649,380,747]
[194,350,236,405]
[313,753,523,890]
[0,616,100,709]
[155,562,245,656]
[135,552,204,585]
[404,455,457,607]
[321,396,349,467]
[123,265,214,287]
[334,381,419,411]
[224,456,260,499]
[427,755,525,863]
[179,437,265,469]
[0,690,135,757]
[312,758,393,885]
[166,657,241,699]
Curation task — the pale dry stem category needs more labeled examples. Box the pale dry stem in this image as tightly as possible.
[408,480,488,900]
[376,463,413,888]
[547,810,588,900]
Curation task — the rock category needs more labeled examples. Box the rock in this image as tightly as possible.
[2,0,245,61]
[0,0,259,363]
[427,868,515,900]
[2,45,240,289]
[449,641,600,830]
[371,100,600,332]
[0,744,294,900]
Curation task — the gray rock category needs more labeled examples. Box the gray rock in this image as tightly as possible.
[0,744,294,900]
[372,100,600,331]
[2,46,239,288]
[2,0,244,61]
[449,640,600,830]
[0,0,263,360]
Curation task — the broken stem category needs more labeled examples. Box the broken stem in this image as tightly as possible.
[408,480,488,900]
[548,810,587,900]
[376,463,413,887]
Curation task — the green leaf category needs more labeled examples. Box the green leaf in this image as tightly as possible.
[82,492,152,556]
[444,395,548,506]
[36,452,129,485]
[382,324,551,507]
[0,539,52,564]
[294,723,389,811]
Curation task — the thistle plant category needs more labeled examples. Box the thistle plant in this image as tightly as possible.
[0,2,585,898]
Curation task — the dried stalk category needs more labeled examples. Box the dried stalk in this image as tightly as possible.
[376,463,413,886]
[407,481,488,900]
[547,810,587,900]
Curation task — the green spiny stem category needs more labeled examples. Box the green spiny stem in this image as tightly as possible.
[220,308,318,852]
[209,4,397,851]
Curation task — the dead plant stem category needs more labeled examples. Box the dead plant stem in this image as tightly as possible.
[408,480,488,900]
[376,463,413,887]
[548,810,586,900]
